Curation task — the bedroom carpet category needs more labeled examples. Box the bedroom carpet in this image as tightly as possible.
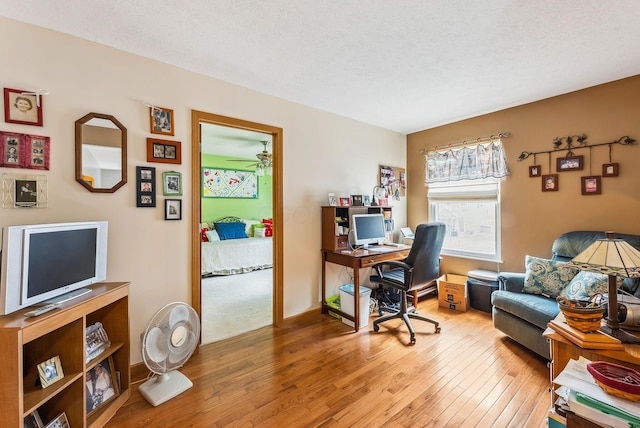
[201,268,273,345]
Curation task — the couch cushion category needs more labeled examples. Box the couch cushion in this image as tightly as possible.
[559,270,622,301]
[491,290,560,330]
[522,256,578,298]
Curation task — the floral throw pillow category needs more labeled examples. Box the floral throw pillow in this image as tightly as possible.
[522,256,578,298]
[560,270,623,301]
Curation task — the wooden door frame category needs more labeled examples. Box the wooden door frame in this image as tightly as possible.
[191,110,283,328]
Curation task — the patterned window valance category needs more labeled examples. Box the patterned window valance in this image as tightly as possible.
[425,140,510,184]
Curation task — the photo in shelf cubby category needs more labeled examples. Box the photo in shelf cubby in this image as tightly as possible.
[24,410,44,428]
[44,412,69,428]
[86,355,119,416]
[37,355,64,389]
[86,322,111,363]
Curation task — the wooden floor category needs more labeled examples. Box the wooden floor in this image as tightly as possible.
[106,297,551,427]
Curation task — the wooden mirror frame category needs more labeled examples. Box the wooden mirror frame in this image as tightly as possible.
[75,112,127,193]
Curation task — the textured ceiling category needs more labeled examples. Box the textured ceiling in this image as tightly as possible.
[2,1,640,134]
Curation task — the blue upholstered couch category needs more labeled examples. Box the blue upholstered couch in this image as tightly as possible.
[491,231,640,360]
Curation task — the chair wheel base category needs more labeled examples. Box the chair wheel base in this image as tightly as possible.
[435,326,441,334]
[373,324,380,332]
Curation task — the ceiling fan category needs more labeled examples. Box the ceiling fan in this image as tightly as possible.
[229,140,272,175]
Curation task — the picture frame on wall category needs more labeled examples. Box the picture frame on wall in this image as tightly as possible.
[542,174,558,192]
[149,106,174,136]
[581,176,602,195]
[3,88,43,126]
[146,138,181,164]
[24,134,50,170]
[0,131,22,168]
[164,199,182,220]
[556,156,583,172]
[2,173,48,208]
[529,165,541,177]
[136,166,156,207]
[86,356,119,416]
[162,171,182,196]
[602,162,619,177]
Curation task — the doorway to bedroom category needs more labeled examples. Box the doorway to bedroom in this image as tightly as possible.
[191,111,283,345]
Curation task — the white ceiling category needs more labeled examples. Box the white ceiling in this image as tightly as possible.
[2,1,640,134]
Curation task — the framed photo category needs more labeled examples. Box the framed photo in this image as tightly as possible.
[529,165,541,177]
[44,412,69,428]
[146,138,182,164]
[602,162,619,177]
[162,171,182,196]
[150,106,174,136]
[165,199,182,220]
[542,174,558,192]
[24,134,50,170]
[339,197,350,207]
[202,167,258,198]
[328,193,337,206]
[351,194,363,206]
[136,166,156,207]
[86,356,119,416]
[2,173,47,208]
[0,131,23,168]
[3,88,43,126]
[85,322,111,363]
[37,355,64,389]
[363,195,371,206]
[556,156,583,172]
[581,176,602,195]
[24,410,44,428]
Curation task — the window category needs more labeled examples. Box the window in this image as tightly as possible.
[428,180,501,261]
[424,140,509,262]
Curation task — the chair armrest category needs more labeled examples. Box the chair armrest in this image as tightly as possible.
[372,260,412,276]
[497,272,526,293]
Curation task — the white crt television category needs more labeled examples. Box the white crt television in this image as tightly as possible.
[0,221,108,315]
[351,214,386,248]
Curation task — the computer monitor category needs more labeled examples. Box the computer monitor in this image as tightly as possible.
[351,214,386,247]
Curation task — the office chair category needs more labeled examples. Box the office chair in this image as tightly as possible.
[370,222,446,344]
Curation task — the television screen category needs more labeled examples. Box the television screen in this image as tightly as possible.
[352,214,386,247]
[26,229,97,299]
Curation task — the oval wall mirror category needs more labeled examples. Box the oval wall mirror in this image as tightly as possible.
[75,112,127,193]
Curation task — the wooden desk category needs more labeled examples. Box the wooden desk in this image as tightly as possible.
[321,247,410,331]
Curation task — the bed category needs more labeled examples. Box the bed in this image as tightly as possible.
[201,216,273,276]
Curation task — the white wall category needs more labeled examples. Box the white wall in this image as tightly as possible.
[0,18,406,363]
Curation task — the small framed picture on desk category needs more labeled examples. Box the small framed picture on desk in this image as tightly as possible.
[339,197,350,207]
[351,194,363,206]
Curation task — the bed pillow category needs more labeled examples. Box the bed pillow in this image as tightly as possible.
[560,270,622,301]
[241,219,261,237]
[522,255,578,299]
[205,229,221,242]
[214,222,247,240]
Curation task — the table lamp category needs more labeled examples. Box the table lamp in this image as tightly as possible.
[570,231,640,343]
[371,186,386,206]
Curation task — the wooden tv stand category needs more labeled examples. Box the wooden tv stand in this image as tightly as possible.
[0,282,130,428]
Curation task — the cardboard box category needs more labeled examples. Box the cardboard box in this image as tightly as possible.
[437,274,469,312]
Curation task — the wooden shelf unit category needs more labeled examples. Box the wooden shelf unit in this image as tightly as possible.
[0,282,130,428]
[321,205,393,251]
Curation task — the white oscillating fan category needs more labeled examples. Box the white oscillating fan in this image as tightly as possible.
[138,302,200,406]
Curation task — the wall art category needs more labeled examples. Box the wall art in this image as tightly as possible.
[0,131,50,169]
[162,171,182,196]
[542,174,558,192]
[150,106,174,136]
[2,173,48,208]
[556,156,583,172]
[136,166,156,207]
[147,138,181,164]
[3,88,43,126]
[202,167,257,198]
[602,162,619,177]
[581,176,602,195]
[164,199,182,220]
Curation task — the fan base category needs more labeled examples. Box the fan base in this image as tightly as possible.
[139,370,193,406]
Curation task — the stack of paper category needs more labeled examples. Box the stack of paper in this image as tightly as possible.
[553,358,640,427]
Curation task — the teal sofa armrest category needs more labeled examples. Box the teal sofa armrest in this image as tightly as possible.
[497,273,525,293]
